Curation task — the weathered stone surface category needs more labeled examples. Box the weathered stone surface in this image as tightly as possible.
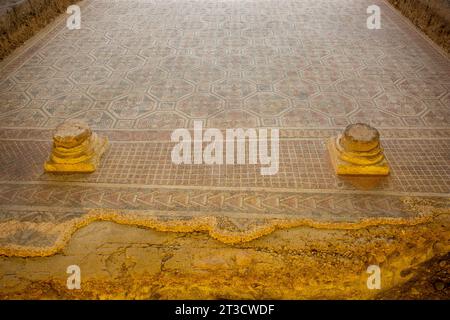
[328,123,389,176]
[341,123,380,152]
[44,120,108,173]
[386,0,450,54]
[0,0,81,61]
[0,217,448,299]
[53,121,92,148]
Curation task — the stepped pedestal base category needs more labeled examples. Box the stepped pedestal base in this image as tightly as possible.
[44,121,108,173]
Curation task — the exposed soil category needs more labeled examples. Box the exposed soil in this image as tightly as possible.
[386,0,450,54]
[0,214,448,299]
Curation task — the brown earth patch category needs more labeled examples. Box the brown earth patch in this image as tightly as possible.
[386,0,450,54]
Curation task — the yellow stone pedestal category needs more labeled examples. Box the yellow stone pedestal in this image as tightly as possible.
[328,123,389,176]
[44,121,108,173]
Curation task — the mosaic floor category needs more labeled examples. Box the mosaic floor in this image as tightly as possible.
[0,0,449,256]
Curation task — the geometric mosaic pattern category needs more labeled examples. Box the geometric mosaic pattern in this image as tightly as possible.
[0,0,449,256]
[0,0,449,130]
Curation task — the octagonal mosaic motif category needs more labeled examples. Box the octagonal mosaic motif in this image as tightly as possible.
[0,0,447,132]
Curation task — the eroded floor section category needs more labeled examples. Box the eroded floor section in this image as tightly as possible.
[0,215,449,299]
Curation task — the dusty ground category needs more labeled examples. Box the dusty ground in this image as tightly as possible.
[0,214,448,300]
[0,0,80,60]
[0,0,449,300]
[387,0,450,54]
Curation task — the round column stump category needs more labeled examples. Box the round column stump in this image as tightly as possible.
[44,120,108,173]
[328,123,389,176]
